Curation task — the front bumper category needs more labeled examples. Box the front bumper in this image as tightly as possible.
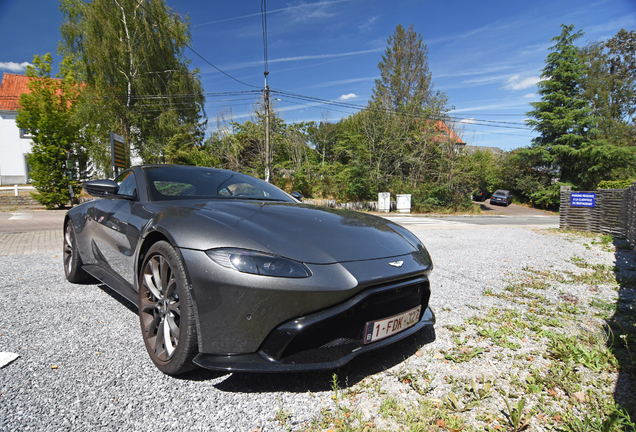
[192,276,435,372]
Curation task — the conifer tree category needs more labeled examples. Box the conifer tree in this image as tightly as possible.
[523,24,634,191]
[371,23,434,112]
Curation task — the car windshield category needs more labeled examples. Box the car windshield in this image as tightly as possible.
[143,166,294,202]
[493,190,508,197]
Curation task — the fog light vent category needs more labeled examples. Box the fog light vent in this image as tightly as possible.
[320,338,357,349]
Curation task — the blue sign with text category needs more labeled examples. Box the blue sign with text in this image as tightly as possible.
[570,192,596,207]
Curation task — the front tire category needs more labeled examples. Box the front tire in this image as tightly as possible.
[63,220,96,283]
[138,241,198,375]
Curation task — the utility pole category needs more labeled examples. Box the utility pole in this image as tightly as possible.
[264,71,270,182]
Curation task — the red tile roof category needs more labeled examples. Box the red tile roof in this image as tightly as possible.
[0,73,33,111]
[434,120,465,145]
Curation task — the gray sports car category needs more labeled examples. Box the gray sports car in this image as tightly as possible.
[63,165,435,375]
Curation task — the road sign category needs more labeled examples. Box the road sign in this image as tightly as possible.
[570,192,596,207]
[110,132,126,177]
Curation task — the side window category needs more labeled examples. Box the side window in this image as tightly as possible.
[115,171,137,198]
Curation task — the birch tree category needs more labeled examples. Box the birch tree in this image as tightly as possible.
[59,0,206,175]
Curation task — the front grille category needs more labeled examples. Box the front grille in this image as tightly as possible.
[320,337,357,348]
[260,277,431,362]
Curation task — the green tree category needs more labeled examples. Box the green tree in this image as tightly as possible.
[59,0,206,175]
[372,23,435,111]
[580,29,636,181]
[523,24,634,193]
[365,24,457,199]
[16,54,85,209]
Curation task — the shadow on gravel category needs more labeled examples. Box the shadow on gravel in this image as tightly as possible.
[99,284,138,314]
[477,203,494,212]
[197,326,436,393]
[610,239,636,421]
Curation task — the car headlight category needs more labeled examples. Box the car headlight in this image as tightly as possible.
[206,248,311,278]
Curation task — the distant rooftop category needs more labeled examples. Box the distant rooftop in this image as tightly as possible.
[0,73,32,111]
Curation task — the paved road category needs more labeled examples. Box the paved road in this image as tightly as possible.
[0,206,559,256]
[383,214,559,228]
[0,209,66,233]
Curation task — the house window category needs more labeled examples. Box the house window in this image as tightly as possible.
[24,155,31,183]
[20,129,32,139]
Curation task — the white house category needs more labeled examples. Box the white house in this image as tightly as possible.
[0,73,33,185]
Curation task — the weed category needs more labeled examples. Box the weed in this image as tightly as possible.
[443,391,472,413]
[467,378,494,400]
[557,302,581,315]
[275,397,292,431]
[330,373,340,400]
[499,389,529,432]
[443,345,484,363]
[393,363,435,396]
[440,413,467,431]
[444,324,464,333]
[547,332,617,372]
[379,396,398,417]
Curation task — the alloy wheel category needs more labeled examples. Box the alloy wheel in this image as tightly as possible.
[63,226,74,276]
[140,254,181,361]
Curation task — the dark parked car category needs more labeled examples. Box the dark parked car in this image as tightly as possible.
[490,189,513,206]
[471,191,489,202]
[64,165,435,375]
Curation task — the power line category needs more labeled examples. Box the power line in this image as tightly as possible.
[133,0,260,89]
[128,90,261,100]
[272,91,532,131]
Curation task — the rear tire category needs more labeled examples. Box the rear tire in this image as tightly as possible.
[138,241,198,375]
[63,220,96,283]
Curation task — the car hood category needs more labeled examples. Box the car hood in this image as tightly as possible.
[155,201,419,264]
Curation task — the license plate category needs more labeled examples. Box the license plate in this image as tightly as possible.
[364,305,421,344]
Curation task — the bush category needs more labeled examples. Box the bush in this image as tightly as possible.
[597,179,635,189]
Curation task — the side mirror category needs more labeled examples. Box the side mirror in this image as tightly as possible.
[83,179,119,197]
[290,191,303,202]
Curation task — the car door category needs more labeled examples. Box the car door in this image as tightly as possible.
[85,170,138,287]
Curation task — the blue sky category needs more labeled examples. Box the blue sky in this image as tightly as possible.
[1,0,635,150]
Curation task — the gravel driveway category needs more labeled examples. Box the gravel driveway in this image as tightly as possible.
[0,226,623,431]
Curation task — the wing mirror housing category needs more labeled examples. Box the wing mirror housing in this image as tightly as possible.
[290,191,303,202]
[83,179,120,197]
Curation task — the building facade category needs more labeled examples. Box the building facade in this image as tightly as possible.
[0,73,33,185]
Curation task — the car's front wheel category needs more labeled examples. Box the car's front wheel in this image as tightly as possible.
[138,241,198,375]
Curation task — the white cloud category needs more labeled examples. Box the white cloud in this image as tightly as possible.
[524,93,536,98]
[339,93,357,100]
[504,75,542,90]
[585,14,636,35]
[195,0,354,26]
[268,48,383,65]
[459,118,475,124]
[451,101,531,113]
[436,65,516,79]
[359,16,379,33]
[0,62,31,72]
[220,48,383,72]
[302,77,376,90]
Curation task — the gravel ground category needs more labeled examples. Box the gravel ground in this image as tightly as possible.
[0,226,628,431]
